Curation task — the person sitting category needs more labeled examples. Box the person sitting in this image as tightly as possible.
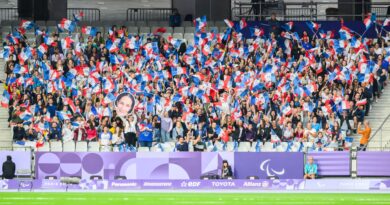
[175,135,189,151]
[13,122,26,141]
[221,160,233,179]
[304,156,318,179]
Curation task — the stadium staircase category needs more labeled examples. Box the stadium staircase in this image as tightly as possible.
[0,58,12,150]
[365,83,390,151]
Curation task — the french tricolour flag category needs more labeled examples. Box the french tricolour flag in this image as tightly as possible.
[363,13,376,29]
[81,26,97,36]
[20,20,34,30]
[239,18,247,30]
[383,18,390,27]
[194,16,207,31]
[356,99,367,106]
[106,39,119,53]
[37,43,48,56]
[339,26,353,40]
[1,90,10,108]
[224,19,235,28]
[73,11,84,22]
[282,103,292,116]
[58,18,75,32]
[282,21,293,31]
[306,21,320,30]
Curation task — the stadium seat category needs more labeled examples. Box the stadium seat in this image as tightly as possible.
[148,21,160,26]
[37,143,50,152]
[183,33,194,41]
[237,146,249,152]
[208,26,218,33]
[88,141,100,152]
[63,141,76,152]
[276,142,288,152]
[151,145,164,152]
[238,142,251,149]
[126,21,137,27]
[215,21,226,27]
[172,33,183,39]
[139,27,151,33]
[100,145,112,152]
[138,147,150,152]
[75,141,88,152]
[173,27,184,33]
[184,27,195,33]
[226,142,235,152]
[182,21,193,27]
[12,143,28,151]
[50,141,63,152]
[262,142,274,152]
[128,27,139,34]
[162,33,172,40]
[136,21,147,27]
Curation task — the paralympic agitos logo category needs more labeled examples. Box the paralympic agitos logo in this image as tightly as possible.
[260,159,285,177]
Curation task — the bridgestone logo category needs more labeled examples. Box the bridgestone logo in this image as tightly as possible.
[143,182,172,187]
[111,182,137,187]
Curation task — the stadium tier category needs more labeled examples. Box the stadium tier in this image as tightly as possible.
[1,15,389,154]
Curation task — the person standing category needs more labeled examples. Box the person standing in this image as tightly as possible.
[358,120,371,151]
[2,156,15,179]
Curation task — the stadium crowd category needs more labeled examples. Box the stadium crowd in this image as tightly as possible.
[2,15,390,152]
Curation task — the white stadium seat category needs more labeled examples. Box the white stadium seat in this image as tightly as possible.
[138,147,150,152]
[63,141,76,152]
[76,141,88,152]
[88,141,100,152]
[50,141,63,152]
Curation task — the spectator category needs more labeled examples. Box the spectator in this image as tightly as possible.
[161,111,173,142]
[172,121,185,140]
[152,115,161,142]
[192,135,206,151]
[221,160,233,179]
[13,122,26,141]
[358,120,371,151]
[2,156,15,179]
[124,114,137,147]
[268,13,280,36]
[138,120,153,148]
[175,135,189,151]
[304,156,317,179]
[62,122,74,142]
[169,10,181,27]
[85,121,98,141]
[99,126,112,150]
[48,122,62,141]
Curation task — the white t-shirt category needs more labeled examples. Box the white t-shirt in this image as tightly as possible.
[99,132,112,146]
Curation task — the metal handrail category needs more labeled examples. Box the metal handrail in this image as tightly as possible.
[232,1,390,21]
[67,8,101,21]
[126,8,178,21]
[367,113,390,147]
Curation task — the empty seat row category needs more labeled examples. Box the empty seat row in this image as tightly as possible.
[1,20,228,28]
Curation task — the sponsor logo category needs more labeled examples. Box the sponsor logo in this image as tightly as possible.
[110,182,138,187]
[19,182,31,188]
[260,159,285,177]
[181,181,201,187]
[143,182,172,187]
[211,182,236,187]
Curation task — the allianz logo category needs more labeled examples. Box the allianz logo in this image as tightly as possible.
[211,182,236,187]
[180,181,201,187]
[243,181,270,187]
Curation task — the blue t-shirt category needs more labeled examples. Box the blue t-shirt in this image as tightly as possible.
[139,123,153,142]
[304,163,318,175]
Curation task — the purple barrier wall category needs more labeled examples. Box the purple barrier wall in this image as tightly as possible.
[0,151,31,176]
[234,152,304,179]
[306,152,350,176]
[2,179,390,191]
[357,152,390,176]
[35,152,303,180]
